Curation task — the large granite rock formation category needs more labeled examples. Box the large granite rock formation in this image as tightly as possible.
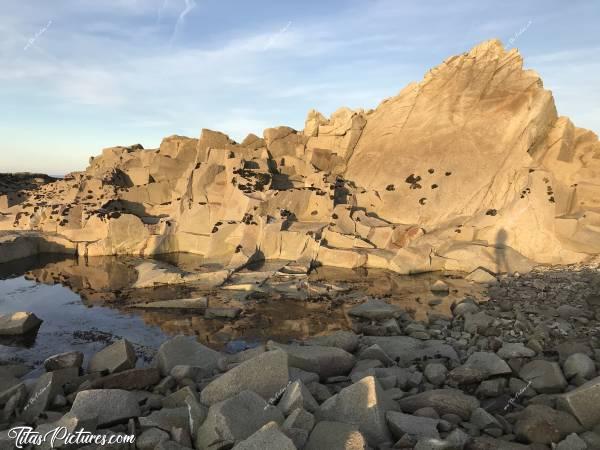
[1,40,599,275]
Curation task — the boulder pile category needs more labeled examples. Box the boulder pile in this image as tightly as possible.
[1,39,600,275]
[2,263,600,449]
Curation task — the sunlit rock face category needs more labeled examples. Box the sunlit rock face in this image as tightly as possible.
[2,39,600,275]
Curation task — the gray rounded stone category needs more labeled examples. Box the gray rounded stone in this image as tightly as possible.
[424,363,448,386]
[519,360,567,394]
[497,343,536,359]
[563,353,596,380]
[200,350,289,405]
[137,428,170,450]
[71,389,141,427]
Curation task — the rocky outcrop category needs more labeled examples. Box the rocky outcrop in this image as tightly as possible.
[2,40,600,276]
[0,173,56,209]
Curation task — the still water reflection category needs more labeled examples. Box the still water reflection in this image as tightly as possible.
[0,254,485,368]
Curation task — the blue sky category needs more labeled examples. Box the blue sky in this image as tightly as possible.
[1,0,599,174]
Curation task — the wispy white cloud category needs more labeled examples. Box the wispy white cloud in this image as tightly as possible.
[263,21,292,51]
[170,0,197,44]
[0,0,599,173]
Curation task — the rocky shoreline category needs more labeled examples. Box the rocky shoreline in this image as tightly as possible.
[2,37,600,449]
[2,263,600,449]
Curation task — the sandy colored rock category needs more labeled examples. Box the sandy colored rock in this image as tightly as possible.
[430,280,449,293]
[0,311,42,335]
[466,268,497,283]
[3,39,600,275]
[131,297,208,311]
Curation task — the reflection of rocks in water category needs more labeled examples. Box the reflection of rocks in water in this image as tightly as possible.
[26,256,137,292]
[14,253,486,352]
[0,254,70,280]
[24,256,202,306]
[71,328,156,363]
[154,253,228,273]
[0,329,40,349]
[135,299,349,350]
[309,266,484,321]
